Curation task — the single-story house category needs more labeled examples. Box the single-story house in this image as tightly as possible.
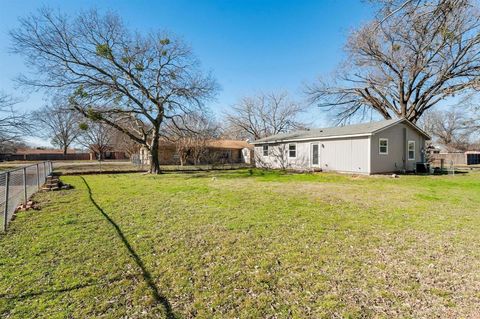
[252,118,431,174]
[138,139,253,165]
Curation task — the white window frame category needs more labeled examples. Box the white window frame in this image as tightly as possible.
[379,138,388,155]
[288,143,297,158]
[408,140,415,160]
[262,145,269,157]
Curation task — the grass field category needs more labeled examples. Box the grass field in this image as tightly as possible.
[1,170,480,318]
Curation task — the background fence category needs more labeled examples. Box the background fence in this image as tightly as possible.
[0,161,52,232]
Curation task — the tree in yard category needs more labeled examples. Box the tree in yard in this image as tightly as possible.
[10,8,217,173]
[306,0,480,123]
[31,98,82,155]
[224,91,308,140]
[421,109,473,151]
[77,120,115,160]
[0,92,29,151]
[164,112,220,165]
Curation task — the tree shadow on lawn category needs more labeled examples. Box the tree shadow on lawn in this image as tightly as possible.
[0,274,137,301]
[81,177,177,319]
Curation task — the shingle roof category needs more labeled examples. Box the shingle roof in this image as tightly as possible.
[253,118,429,144]
[206,140,253,149]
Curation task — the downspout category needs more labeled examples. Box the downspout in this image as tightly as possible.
[402,127,407,171]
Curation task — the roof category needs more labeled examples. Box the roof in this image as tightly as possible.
[252,118,430,144]
[15,148,77,155]
[155,139,253,150]
[206,140,253,150]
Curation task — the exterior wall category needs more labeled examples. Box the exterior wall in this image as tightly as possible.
[254,136,370,174]
[370,123,425,173]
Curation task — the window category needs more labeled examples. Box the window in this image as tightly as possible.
[379,138,388,155]
[262,145,269,157]
[288,144,296,158]
[408,141,415,160]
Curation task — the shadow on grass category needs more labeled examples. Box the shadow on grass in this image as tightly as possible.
[0,274,137,301]
[0,282,98,301]
[80,177,176,319]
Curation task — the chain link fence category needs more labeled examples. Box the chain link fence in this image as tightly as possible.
[1,161,52,232]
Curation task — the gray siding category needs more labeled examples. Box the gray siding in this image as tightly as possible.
[254,136,370,174]
[370,122,425,173]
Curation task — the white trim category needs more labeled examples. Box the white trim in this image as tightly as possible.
[367,136,371,174]
[288,143,297,158]
[252,133,372,144]
[262,144,269,157]
[407,140,415,160]
[379,138,388,155]
[373,118,431,139]
[310,143,320,167]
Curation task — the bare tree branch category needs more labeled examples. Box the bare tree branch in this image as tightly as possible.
[10,8,218,173]
[307,0,480,123]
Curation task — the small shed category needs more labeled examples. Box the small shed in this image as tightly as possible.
[252,118,430,174]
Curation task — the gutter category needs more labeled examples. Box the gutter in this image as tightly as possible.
[251,133,373,145]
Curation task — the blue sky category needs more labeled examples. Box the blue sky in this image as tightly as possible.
[0,0,373,146]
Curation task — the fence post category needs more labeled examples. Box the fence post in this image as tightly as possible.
[3,172,10,232]
[36,163,40,190]
[23,167,27,205]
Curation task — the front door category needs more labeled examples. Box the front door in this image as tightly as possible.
[311,143,319,167]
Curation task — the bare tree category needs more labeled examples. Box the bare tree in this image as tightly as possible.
[164,112,220,165]
[0,92,29,150]
[31,98,81,154]
[421,109,472,151]
[77,121,115,160]
[307,0,480,123]
[224,91,308,140]
[10,8,217,173]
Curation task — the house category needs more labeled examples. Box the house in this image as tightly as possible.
[88,146,127,160]
[138,139,253,165]
[252,118,431,174]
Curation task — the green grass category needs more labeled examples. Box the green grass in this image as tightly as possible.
[2,169,480,318]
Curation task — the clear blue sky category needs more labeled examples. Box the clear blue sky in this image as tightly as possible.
[0,0,373,146]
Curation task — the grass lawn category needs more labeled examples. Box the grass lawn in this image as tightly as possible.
[1,170,480,318]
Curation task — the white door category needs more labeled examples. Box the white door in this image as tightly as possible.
[311,143,320,167]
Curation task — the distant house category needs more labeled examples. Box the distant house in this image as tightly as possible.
[252,118,431,174]
[138,139,253,165]
[88,146,127,161]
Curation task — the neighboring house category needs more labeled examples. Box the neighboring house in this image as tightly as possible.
[88,146,127,160]
[252,118,431,174]
[138,139,253,165]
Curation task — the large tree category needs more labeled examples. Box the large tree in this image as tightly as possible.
[421,108,474,151]
[31,98,81,154]
[77,120,115,160]
[307,0,480,123]
[10,8,217,173]
[0,92,29,151]
[224,91,307,140]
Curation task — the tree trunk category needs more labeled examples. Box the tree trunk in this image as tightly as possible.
[149,134,161,174]
[63,144,68,155]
